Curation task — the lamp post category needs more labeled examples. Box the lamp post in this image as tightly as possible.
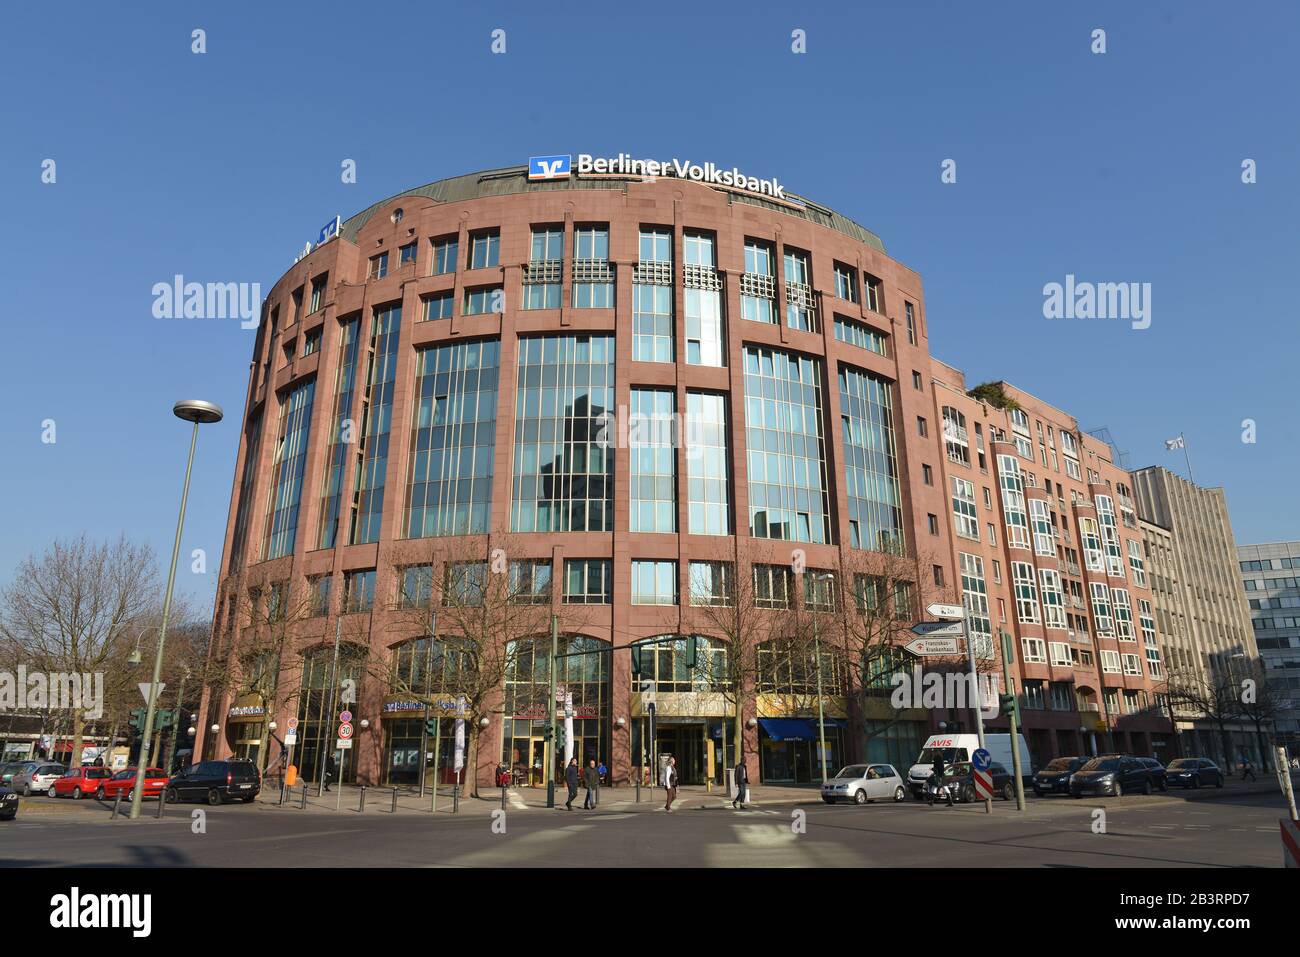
[129,399,223,820]
[811,572,835,786]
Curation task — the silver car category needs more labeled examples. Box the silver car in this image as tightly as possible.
[10,762,66,796]
[820,763,906,805]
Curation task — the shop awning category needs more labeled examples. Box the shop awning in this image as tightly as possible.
[758,718,816,741]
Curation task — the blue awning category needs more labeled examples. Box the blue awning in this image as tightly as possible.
[758,718,816,741]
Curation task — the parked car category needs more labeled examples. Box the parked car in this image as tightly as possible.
[0,762,31,786]
[941,760,1017,803]
[0,785,17,821]
[1165,757,1225,789]
[50,766,112,799]
[1032,756,1089,796]
[906,733,1033,797]
[100,768,169,801]
[1137,757,1168,791]
[10,762,66,796]
[821,764,906,805]
[165,760,260,806]
[1069,755,1156,797]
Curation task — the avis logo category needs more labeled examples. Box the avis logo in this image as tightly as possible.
[528,154,571,181]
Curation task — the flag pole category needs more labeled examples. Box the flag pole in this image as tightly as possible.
[1181,432,1195,484]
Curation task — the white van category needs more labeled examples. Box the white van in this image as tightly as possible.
[906,733,1033,797]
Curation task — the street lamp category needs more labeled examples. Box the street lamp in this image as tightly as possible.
[811,572,836,786]
[130,399,223,820]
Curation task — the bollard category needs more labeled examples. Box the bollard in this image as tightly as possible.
[430,784,438,814]
[391,787,398,813]
[112,794,123,820]
[359,785,367,813]
[336,781,342,811]
[452,784,459,814]
[501,785,507,810]
[279,781,286,806]
[300,784,308,809]
[155,787,167,819]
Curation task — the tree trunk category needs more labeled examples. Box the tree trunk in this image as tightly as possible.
[70,711,85,767]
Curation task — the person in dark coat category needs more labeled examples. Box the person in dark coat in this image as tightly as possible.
[565,757,580,810]
[583,759,599,809]
[324,753,337,792]
[930,754,952,807]
[732,756,749,809]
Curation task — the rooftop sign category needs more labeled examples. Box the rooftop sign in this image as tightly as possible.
[529,153,792,201]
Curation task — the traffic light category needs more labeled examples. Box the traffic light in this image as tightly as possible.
[998,693,1018,719]
[555,723,566,750]
[128,708,146,734]
[630,645,643,677]
[684,635,699,670]
[542,725,554,741]
[153,709,174,732]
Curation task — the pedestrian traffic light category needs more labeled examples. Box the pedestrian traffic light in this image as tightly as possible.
[128,708,146,734]
[684,635,698,670]
[630,645,643,677]
[998,693,1018,719]
[555,724,566,750]
[542,725,554,741]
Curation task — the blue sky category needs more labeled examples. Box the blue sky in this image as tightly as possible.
[1,0,1295,615]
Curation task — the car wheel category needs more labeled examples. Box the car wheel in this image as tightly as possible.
[962,784,976,804]
[853,789,868,805]
[165,787,179,804]
[893,786,905,802]
[95,787,105,801]
[822,797,834,804]
[72,787,82,800]
[1192,776,1201,789]
[1142,779,1152,796]
[1215,775,1224,789]
[22,784,30,797]
[1113,782,1123,798]
[1159,779,1168,792]
[1001,781,1014,801]
[207,789,222,807]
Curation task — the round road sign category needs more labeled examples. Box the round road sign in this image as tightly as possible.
[338,721,354,739]
[972,748,991,772]
[339,710,353,724]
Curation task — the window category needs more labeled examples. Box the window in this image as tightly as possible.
[368,252,388,280]
[684,233,724,366]
[1039,568,1067,629]
[422,290,454,321]
[905,301,916,344]
[1128,539,1147,587]
[1122,653,1143,677]
[316,316,360,550]
[1022,638,1046,664]
[349,304,402,545]
[922,464,933,486]
[509,560,552,604]
[753,564,793,609]
[745,346,833,544]
[468,230,499,269]
[833,315,888,356]
[783,249,817,331]
[864,273,883,313]
[399,241,418,266]
[564,559,611,604]
[463,285,502,315]
[942,406,969,465]
[1049,642,1072,667]
[1100,650,1122,674]
[1080,517,1105,572]
[998,455,1030,549]
[741,240,776,324]
[262,378,316,560]
[303,328,321,356]
[928,514,939,536]
[523,227,563,310]
[959,553,992,656]
[1030,498,1054,556]
[686,392,730,535]
[344,569,375,613]
[309,273,328,313]
[833,262,857,303]
[804,570,839,612]
[430,236,458,275]
[629,388,676,533]
[917,417,928,437]
[634,229,673,361]
[1090,582,1114,633]
[511,335,614,533]
[689,561,735,607]
[952,478,979,539]
[396,564,434,609]
[307,574,332,617]
[1112,588,1134,640]
[1012,561,1040,623]
[1095,494,1125,577]
[404,339,499,537]
[912,371,923,390]
[444,562,488,605]
[292,286,304,323]
[572,225,613,307]
[632,560,678,605]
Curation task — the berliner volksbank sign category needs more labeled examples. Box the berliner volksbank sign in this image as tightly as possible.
[529,153,788,200]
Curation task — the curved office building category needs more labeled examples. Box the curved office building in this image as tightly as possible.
[197,157,1169,792]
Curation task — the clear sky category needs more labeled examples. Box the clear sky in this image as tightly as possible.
[1,0,1296,616]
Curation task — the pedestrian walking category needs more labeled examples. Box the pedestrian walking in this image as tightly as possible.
[929,753,952,807]
[583,759,599,809]
[324,753,337,792]
[596,760,607,805]
[663,755,678,812]
[732,755,749,809]
[565,757,579,810]
[1241,754,1257,782]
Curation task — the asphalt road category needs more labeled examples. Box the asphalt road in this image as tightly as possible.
[0,790,1287,868]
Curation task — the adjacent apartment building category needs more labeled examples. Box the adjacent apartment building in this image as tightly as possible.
[1132,466,1263,764]
[1237,540,1300,752]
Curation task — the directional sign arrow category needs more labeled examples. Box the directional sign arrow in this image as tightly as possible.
[926,602,966,620]
[904,636,962,656]
[138,682,166,703]
[910,620,965,638]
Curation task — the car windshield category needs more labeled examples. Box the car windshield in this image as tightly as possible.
[1167,759,1196,769]
[1083,758,1120,772]
[834,765,868,779]
[1044,758,1076,771]
[918,747,966,764]
[947,762,973,776]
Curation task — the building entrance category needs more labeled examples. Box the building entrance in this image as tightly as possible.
[654,723,710,785]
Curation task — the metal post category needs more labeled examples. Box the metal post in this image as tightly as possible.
[130,420,199,821]
[452,783,460,813]
[112,794,123,819]
[319,618,342,797]
[359,785,366,812]
[546,613,558,809]
[154,785,166,818]
[814,616,828,786]
[431,720,442,813]
[1001,631,1025,811]
[1276,745,1298,822]
[164,672,188,776]
[300,783,308,808]
[391,787,398,813]
[963,614,990,814]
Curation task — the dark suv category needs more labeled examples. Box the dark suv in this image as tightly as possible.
[1032,756,1089,796]
[1165,758,1225,789]
[1069,754,1156,797]
[166,760,260,806]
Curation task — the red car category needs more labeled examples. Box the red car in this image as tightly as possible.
[100,768,168,800]
[49,766,112,799]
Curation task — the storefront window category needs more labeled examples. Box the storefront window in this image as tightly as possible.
[293,644,365,786]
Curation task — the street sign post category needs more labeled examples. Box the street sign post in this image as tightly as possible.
[904,636,962,656]
[973,768,995,801]
[926,602,965,620]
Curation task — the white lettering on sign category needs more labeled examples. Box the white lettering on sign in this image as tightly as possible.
[575,153,792,202]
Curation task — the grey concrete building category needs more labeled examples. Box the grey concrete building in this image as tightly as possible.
[1132,466,1262,765]
[1237,541,1300,751]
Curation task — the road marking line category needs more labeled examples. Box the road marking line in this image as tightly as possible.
[230,828,369,843]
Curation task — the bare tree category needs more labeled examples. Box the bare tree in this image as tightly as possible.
[1160,659,1245,767]
[1234,658,1279,771]
[0,535,163,767]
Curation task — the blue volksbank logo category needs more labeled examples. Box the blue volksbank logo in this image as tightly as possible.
[528,154,571,181]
